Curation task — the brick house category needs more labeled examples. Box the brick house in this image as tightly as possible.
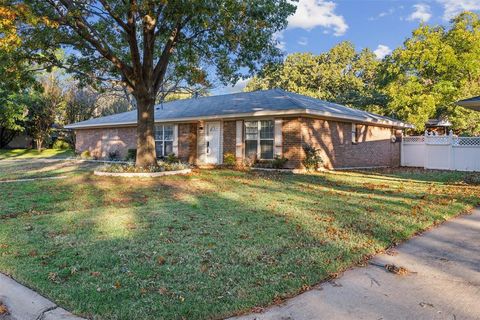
[65,89,412,169]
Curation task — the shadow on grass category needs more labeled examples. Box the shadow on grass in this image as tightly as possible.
[0,149,74,161]
[0,168,478,319]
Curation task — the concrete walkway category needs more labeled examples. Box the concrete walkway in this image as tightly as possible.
[232,208,480,320]
[0,274,84,320]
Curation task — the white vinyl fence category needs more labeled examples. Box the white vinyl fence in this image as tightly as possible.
[401,133,480,171]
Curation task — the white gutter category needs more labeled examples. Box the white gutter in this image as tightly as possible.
[65,108,413,129]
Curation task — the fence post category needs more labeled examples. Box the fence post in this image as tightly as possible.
[400,132,404,166]
[424,130,428,169]
[448,130,454,170]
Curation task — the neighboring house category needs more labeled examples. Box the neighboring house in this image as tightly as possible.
[65,89,412,169]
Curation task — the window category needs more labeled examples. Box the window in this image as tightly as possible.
[154,124,174,157]
[244,120,274,159]
[352,123,364,144]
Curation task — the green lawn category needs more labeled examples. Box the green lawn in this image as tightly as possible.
[0,148,74,160]
[0,161,479,319]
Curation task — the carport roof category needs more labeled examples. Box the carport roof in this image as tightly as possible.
[65,89,413,129]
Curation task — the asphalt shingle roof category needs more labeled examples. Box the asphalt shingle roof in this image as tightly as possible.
[456,96,480,111]
[65,89,412,129]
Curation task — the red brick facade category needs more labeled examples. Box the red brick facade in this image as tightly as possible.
[280,117,400,169]
[222,121,237,157]
[178,123,197,163]
[74,117,401,169]
[75,127,136,159]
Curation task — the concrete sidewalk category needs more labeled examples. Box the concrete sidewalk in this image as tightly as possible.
[0,274,83,320]
[232,209,480,320]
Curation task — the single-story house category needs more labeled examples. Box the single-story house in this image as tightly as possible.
[65,89,412,169]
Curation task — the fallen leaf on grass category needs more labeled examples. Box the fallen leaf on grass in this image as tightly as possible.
[157,256,166,265]
[158,287,168,295]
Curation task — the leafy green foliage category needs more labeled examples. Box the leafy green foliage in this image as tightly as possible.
[125,149,137,162]
[24,93,56,150]
[223,152,236,166]
[52,139,71,150]
[254,156,288,169]
[80,150,92,160]
[302,144,324,171]
[381,12,480,133]
[246,42,386,112]
[9,0,296,166]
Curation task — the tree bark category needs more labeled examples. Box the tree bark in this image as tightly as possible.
[135,96,157,167]
[36,139,42,151]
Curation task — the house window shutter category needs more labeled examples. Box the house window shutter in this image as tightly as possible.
[172,124,179,156]
[236,120,243,159]
[274,119,283,157]
[351,123,356,143]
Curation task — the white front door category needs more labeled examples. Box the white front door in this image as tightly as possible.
[205,122,221,164]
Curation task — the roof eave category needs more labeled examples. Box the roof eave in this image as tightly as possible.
[65,108,412,130]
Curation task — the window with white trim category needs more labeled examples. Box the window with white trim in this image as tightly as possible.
[154,124,174,157]
[245,120,274,160]
[352,123,365,144]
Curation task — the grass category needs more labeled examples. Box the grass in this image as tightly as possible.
[0,148,74,160]
[0,161,479,319]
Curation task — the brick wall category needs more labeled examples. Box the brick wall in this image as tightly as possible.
[178,123,197,163]
[300,117,400,169]
[75,127,136,159]
[282,118,303,169]
[223,121,237,158]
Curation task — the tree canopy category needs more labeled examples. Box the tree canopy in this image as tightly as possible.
[6,0,295,165]
[247,12,480,134]
[246,42,386,112]
[382,12,480,133]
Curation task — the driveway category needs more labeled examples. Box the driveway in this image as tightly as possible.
[232,208,480,320]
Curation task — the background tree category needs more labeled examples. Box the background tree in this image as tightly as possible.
[246,42,386,112]
[25,93,56,151]
[13,0,295,166]
[380,12,480,133]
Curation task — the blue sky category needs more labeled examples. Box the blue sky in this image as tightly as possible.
[214,0,480,95]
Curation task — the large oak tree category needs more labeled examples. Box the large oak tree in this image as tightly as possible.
[12,0,295,166]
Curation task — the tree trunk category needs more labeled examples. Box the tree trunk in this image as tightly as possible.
[36,139,42,152]
[135,96,157,167]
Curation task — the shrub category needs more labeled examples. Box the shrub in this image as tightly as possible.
[272,155,288,169]
[223,152,236,166]
[165,153,180,164]
[99,161,190,173]
[464,173,480,185]
[302,144,323,171]
[52,139,71,150]
[80,150,92,159]
[125,149,136,162]
[108,150,121,161]
[253,156,288,169]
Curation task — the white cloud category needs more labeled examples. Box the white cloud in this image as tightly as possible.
[288,0,348,36]
[407,3,432,23]
[222,78,252,94]
[436,0,480,20]
[273,31,286,51]
[373,45,392,59]
[298,37,308,46]
[368,7,396,21]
